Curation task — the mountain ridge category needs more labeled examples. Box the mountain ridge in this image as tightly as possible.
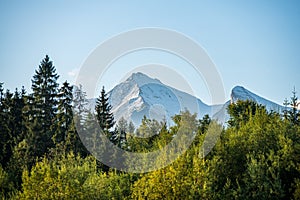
[85,72,285,125]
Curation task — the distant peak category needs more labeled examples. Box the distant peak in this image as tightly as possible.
[126,72,161,86]
[231,85,254,103]
[131,72,150,79]
[232,85,246,92]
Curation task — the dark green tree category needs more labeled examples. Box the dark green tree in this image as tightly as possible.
[283,98,289,119]
[0,88,13,167]
[95,86,115,135]
[29,55,59,159]
[0,83,4,165]
[198,114,211,134]
[227,100,265,128]
[0,87,26,168]
[5,87,28,188]
[52,81,73,145]
[287,87,300,125]
[10,87,27,147]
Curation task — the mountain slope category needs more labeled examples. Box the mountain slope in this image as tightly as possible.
[107,72,213,126]
[213,86,284,123]
[231,86,283,112]
[85,73,285,126]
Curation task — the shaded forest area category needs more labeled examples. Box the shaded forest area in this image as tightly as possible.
[0,56,300,199]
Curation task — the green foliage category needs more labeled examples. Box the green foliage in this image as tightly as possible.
[241,152,285,199]
[0,165,15,199]
[227,99,265,128]
[18,153,132,200]
[198,114,211,134]
[206,102,300,199]
[131,112,210,199]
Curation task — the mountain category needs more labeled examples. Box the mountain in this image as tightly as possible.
[107,72,216,126]
[86,73,284,126]
[213,86,284,123]
[230,86,283,112]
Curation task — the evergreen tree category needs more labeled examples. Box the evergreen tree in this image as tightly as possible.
[128,121,135,134]
[0,88,26,168]
[198,114,211,134]
[53,81,73,146]
[0,83,8,166]
[288,87,300,125]
[118,130,127,149]
[227,100,265,128]
[283,98,289,119]
[0,82,3,103]
[0,88,13,167]
[0,83,4,165]
[73,84,88,119]
[117,117,128,133]
[95,86,115,134]
[29,55,59,158]
[115,117,128,147]
[71,84,91,156]
[11,88,27,146]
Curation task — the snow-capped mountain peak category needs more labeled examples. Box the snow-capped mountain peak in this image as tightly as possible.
[107,72,211,126]
[125,72,162,87]
[231,85,283,112]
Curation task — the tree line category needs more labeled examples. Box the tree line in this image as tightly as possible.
[0,55,299,199]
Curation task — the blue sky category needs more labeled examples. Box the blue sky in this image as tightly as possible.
[0,1,299,105]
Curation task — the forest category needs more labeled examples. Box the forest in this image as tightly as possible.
[0,55,300,199]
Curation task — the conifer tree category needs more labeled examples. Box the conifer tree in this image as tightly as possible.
[72,84,91,156]
[117,117,128,133]
[227,100,265,128]
[199,114,211,134]
[95,86,115,134]
[11,88,27,145]
[283,98,289,119]
[0,82,3,103]
[115,117,128,147]
[30,55,59,158]
[73,84,88,119]
[53,81,73,146]
[0,83,4,164]
[288,87,300,125]
[128,121,135,134]
[0,88,13,166]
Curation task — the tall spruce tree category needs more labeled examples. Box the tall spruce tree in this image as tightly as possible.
[71,84,91,156]
[73,84,88,119]
[128,121,135,134]
[0,88,13,167]
[53,81,73,146]
[30,55,59,158]
[288,87,300,125]
[95,86,115,134]
[11,87,27,145]
[283,98,289,119]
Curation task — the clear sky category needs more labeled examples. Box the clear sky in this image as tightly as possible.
[0,1,299,105]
